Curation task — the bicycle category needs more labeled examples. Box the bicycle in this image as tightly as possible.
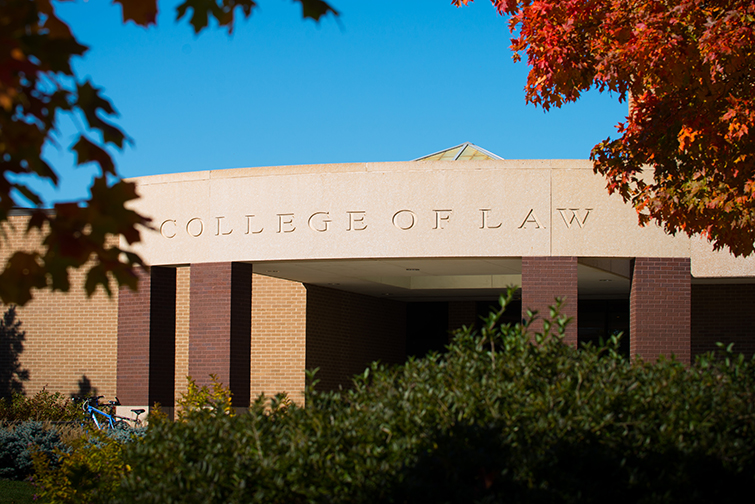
[79,396,145,430]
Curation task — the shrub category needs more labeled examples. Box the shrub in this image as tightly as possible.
[0,421,66,480]
[0,389,84,424]
[31,424,145,503]
[176,374,236,421]
[113,294,755,503]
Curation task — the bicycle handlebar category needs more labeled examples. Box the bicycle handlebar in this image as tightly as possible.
[80,395,113,410]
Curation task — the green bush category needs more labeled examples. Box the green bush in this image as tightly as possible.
[0,478,35,504]
[110,295,755,503]
[0,389,84,424]
[31,424,145,503]
[0,421,67,480]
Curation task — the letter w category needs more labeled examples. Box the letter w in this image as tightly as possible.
[558,208,592,229]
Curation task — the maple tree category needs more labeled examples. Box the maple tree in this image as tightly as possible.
[0,0,337,305]
[456,0,755,256]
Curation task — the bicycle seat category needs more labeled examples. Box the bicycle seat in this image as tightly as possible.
[131,409,146,416]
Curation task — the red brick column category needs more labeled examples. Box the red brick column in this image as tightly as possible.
[189,262,252,406]
[630,258,691,363]
[521,257,578,345]
[117,268,150,405]
[117,267,176,406]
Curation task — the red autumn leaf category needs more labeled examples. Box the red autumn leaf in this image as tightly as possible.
[460,0,755,256]
[112,0,159,26]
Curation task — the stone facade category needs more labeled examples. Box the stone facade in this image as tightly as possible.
[2,158,754,407]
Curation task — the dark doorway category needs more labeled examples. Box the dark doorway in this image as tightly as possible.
[406,302,449,358]
[578,299,630,357]
[476,298,523,327]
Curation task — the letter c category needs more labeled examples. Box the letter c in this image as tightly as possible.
[160,219,177,239]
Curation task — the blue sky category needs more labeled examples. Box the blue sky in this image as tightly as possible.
[37,0,628,204]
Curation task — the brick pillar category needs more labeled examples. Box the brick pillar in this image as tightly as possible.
[189,262,252,407]
[521,257,578,345]
[630,258,691,364]
[117,269,150,405]
[117,266,176,406]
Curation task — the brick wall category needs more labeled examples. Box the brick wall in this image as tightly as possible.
[0,215,118,399]
[630,258,691,364]
[691,283,755,358]
[174,266,190,401]
[305,285,406,392]
[251,274,307,404]
[521,256,578,345]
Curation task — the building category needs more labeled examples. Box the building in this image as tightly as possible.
[2,143,754,415]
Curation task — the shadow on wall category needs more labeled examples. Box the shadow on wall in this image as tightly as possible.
[72,375,99,399]
[0,306,29,399]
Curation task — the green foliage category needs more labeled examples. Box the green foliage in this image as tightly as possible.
[111,293,755,503]
[0,478,35,504]
[19,294,754,502]
[32,425,144,504]
[0,389,84,424]
[0,422,66,480]
[175,375,235,421]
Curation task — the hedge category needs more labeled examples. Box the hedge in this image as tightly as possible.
[35,294,755,503]
[115,296,755,503]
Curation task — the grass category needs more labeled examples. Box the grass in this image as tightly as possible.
[0,479,35,504]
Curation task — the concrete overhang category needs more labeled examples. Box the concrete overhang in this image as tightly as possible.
[126,159,755,287]
[248,257,632,302]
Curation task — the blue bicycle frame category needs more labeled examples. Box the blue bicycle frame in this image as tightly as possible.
[82,396,121,429]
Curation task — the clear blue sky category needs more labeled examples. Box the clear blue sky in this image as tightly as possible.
[36,0,628,205]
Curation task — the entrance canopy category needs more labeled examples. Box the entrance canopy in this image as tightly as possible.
[251,257,632,302]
